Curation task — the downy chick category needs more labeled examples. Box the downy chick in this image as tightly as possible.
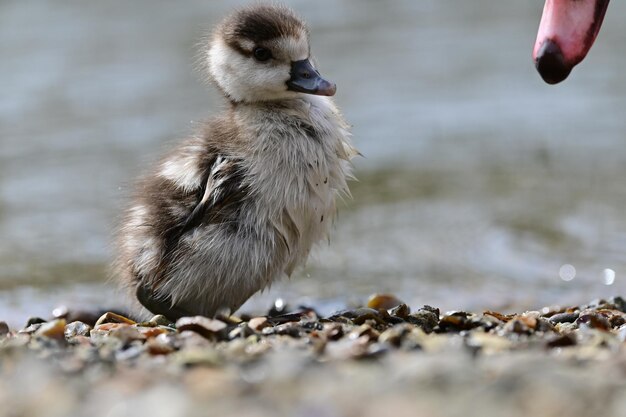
[116,4,358,320]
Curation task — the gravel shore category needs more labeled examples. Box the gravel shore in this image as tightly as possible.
[2,295,626,417]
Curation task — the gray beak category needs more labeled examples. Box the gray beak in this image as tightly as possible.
[286,59,336,96]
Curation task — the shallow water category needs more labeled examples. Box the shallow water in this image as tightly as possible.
[2,1,626,325]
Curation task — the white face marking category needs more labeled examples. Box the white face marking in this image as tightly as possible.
[207,33,311,103]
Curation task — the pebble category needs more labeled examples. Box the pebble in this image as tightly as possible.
[64,321,92,339]
[0,321,9,337]
[2,295,626,378]
[367,293,404,310]
[176,316,228,340]
[549,312,580,324]
[34,319,67,340]
[26,317,47,327]
[248,317,270,331]
[95,312,136,326]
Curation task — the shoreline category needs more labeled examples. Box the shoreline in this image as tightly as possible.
[2,295,626,416]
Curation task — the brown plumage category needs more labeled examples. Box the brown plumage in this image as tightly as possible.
[115,4,357,320]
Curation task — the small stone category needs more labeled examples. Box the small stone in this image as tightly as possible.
[408,308,439,333]
[268,322,302,337]
[549,312,579,324]
[522,311,541,319]
[483,311,514,323]
[545,333,577,348]
[438,312,480,332]
[388,304,411,319]
[64,321,92,339]
[594,309,626,328]
[348,324,379,342]
[534,317,556,333]
[268,309,317,324]
[178,330,213,349]
[379,323,412,347]
[502,317,532,335]
[248,317,270,331]
[176,316,228,340]
[367,293,404,310]
[109,325,146,344]
[322,323,344,341]
[609,296,626,313]
[34,319,67,340]
[420,305,440,316]
[146,334,177,355]
[149,315,174,327]
[576,312,611,331]
[93,322,131,332]
[215,314,243,325]
[0,321,9,337]
[137,326,171,339]
[18,323,42,335]
[26,317,47,327]
[518,315,538,330]
[555,322,578,334]
[479,315,504,331]
[95,312,136,327]
[228,325,256,339]
[331,308,386,325]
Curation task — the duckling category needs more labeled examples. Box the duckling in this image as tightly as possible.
[115,4,358,320]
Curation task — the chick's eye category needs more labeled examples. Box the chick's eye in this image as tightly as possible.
[253,47,272,62]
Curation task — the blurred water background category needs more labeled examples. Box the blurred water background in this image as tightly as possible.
[2,1,626,325]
